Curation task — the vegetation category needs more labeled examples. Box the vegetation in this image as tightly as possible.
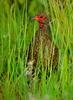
[0,0,73,99]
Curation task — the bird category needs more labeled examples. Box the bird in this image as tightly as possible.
[26,13,59,79]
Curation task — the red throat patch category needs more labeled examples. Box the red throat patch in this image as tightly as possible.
[39,22,44,28]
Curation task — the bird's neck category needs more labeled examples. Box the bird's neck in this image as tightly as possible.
[38,22,52,39]
[39,19,50,30]
[39,22,49,33]
[39,22,44,29]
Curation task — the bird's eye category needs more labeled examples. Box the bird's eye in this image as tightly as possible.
[40,16,43,18]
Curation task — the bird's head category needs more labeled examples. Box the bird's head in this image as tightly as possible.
[33,14,47,22]
[33,13,49,29]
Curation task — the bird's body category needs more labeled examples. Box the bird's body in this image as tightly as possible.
[27,13,59,78]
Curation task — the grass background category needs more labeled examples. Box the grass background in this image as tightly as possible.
[0,0,73,99]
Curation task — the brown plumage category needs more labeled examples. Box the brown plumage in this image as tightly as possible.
[27,13,59,77]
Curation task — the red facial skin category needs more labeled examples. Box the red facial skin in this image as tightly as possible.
[33,15,48,29]
[33,15,47,21]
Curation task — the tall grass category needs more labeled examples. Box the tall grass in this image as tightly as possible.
[0,0,73,100]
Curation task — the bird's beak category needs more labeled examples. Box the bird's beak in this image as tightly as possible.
[32,16,38,20]
[32,16,36,20]
[32,17,34,20]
